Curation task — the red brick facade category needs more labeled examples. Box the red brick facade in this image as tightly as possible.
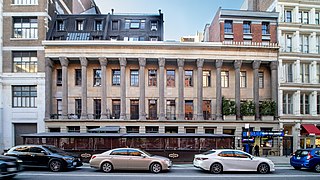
[252,24,262,43]
[233,23,243,42]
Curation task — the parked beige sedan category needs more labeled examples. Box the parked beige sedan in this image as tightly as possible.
[90,148,172,173]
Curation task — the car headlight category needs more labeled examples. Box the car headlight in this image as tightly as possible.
[63,157,74,161]
[17,159,23,163]
[164,159,171,166]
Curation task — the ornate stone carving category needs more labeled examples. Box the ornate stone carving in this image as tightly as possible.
[99,57,108,66]
[80,57,88,67]
[270,61,278,70]
[215,60,223,68]
[234,60,242,69]
[197,58,204,68]
[45,57,53,68]
[252,60,261,69]
[139,57,146,67]
[177,59,184,67]
[59,57,69,67]
[158,58,165,67]
[119,57,127,67]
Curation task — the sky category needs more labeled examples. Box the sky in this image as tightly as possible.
[94,0,244,40]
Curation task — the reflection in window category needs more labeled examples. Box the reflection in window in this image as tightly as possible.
[13,17,38,39]
[185,70,193,87]
[221,71,229,88]
[203,70,211,87]
[12,85,37,108]
[13,51,37,73]
[148,70,157,86]
[112,69,120,86]
[166,70,175,87]
[130,70,139,86]
[75,69,81,86]
[93,69,101,86]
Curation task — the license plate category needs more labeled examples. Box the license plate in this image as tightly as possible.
[7,167,17,172]
[297,157,300,160]
[73,162,77,166]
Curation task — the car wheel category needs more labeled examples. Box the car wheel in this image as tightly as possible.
[293,166,301,170]
[49,160,63,172]
[257,163,270,174]
[210,163,223,174]
[150,163,162,173]
[314,164,320,173]
[101,162,113,173]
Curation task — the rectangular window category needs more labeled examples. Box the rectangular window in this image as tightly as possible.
[94,99,101,119]
[140,20,145,29]
[95,20,103,31]
[126,126,139,133]
[299,35,309,53]
[75,69,81,86]
[13,17,38,38]
[130,100,139,120]
[12,51,37,73]
[224,20,233,33]
[285,10,292,23]
[300,11,309,24]
[317,95,320,114]
[130,20,140,29]
[12,85,37,108]
[13,0,38,5]
[151,21,158,31]
[76,20,84,31]
[112,69,120,86]
[316,12,320,25]
[259,72,264,88]
[283,93,293,114]
[166,100,176,120]
[300,63,310,83]
[203,100,211,120]
[243,21,251,34]
[112,20,119,30]
[185,100,194,120]
[75,99,81,118]
[300,94,310,114]
[56,20,64,31]
[205,128,215,134]
[150,37,158,41]
[221,71,229,88]
[185,128,196,133]
[203,70,211,87]
[56,69,62,86]
[185,70,193,87]
[57,99,62,117]
[240,71,247,88]
[166,70,175,87]
[283,63,293,82]
[148,70,157,86]
[262,22,269,35]
[317,36,320,54]
[112,99,120,119]
[67,126,80,133]
[130,70,139,86]
[149,99,157,120]
[93,69,101,86]
[285,34,292,52]
[146,126,159,133]
[317,64,320,83]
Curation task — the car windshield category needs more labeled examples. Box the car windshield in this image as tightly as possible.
[202,150,216,155]
[43,146,67,154]
[139,149,153,157]
[295,150,309,157]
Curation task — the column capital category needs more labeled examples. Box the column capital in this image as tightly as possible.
[234,60,242,69]
[215,60,223,68]
[270,61,278,70]
[45,57,53,68]
[197,58,204,68]
[139,57,146,67]
[99,57,108,66]
[80,57,88,67]
[119,57,127,67]
[158,58,165,67]
[59,57,69,67]
[252,60,261,70]
[177,59,184,67]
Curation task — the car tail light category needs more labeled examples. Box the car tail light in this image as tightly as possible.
[196,157,208,161]
[307,152,313,160]
[91,155,96,160]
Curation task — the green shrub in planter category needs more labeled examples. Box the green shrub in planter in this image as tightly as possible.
[240,100,255,116]
[260,100,276,116]
[222,97,236,116]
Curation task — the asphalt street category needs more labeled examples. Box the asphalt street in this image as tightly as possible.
[12,166,320,180]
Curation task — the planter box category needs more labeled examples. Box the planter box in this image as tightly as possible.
[223,115,236,121]
[242,116,255,121]
[261,116,274,121]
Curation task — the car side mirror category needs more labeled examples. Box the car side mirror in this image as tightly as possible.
[41,151,48,155]
[141,154,147,158]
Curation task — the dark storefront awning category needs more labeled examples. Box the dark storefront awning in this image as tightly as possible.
[301,124,320,136]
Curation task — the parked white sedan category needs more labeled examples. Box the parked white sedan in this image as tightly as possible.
[193,149,275,174]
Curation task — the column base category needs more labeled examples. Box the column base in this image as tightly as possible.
[100,114,109,120]
[139,114,147,120]
[120,114,126,120]
[215,114,223,120]
[80,114,88,120]
[158,115,166,120]
[197,115,204,120]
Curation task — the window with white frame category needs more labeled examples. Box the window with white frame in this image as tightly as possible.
[299,11,309,24]
[285,10,292,23]
[12,0,38,5]
[316,12,320,25]
[243,21,251,34]
[283,62,293,83]
[76,20,84,31]
[317,64,320,83]
[300,93,310,114]
[224,20,233,34]
[221,71,229,88]
[240,71,247,88]
[285,34,292,52]
[13,51,37,73]
[112,69,120,86]
[203,70,211,87]
[300,63,310,83]
[13,17,38,39]
[262,22,269,35]
[317,36,320,54]
[282,93,293,114]
[299,35,309,53]
[12,85,37,108]
[56,20,64,31]
[130,70,139,86]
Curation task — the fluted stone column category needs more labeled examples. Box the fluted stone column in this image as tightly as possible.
[234,60,242,120]
[80,57,88,119]
[119,58,127,120]
[215,60,223,120]
[59,57,69,119]
[253,60,261,120]
[178,59,185,120]
[197,58,204,120]
[99,57,108,119]
[159,58,166,120]
[45,58,53,119]
[270,61,278,117]
[139,58,147,120]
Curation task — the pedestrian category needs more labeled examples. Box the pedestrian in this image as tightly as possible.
[254,144,260,156]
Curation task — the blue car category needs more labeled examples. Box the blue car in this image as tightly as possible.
[290,148,320,173]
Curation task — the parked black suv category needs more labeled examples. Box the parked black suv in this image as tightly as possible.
[0,155,23,179]
[4,145,82,172]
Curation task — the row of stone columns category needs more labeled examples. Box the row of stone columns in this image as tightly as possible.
[45,57,278,120]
